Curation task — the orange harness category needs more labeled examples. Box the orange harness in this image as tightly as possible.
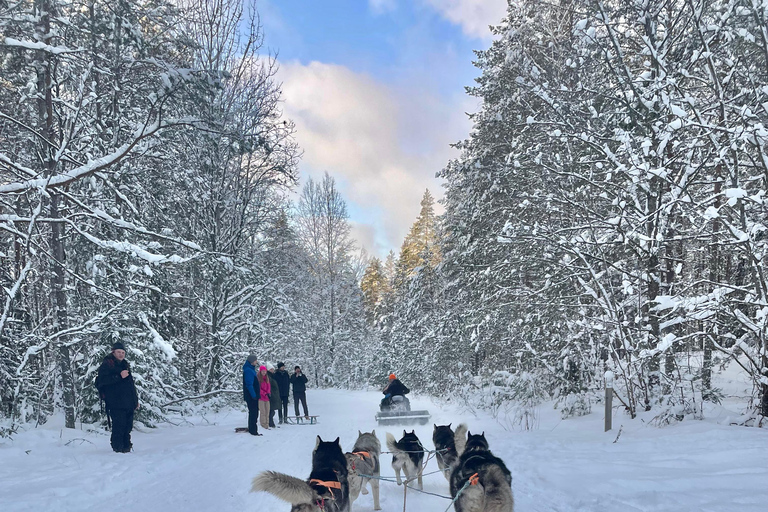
[309,479,341,510]
[310,478,342,490]
[469,472,479,485]
[350,451,372,472]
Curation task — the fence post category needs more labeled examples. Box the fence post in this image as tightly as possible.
[604,371,614,432]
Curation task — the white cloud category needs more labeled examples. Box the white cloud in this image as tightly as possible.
[278,61,472,256]
[422,0,508,40]
[350,221,383,257]
[369,0,397,13]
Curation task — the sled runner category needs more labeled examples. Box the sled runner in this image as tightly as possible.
[284,415,319,425]
[376,395,430,426]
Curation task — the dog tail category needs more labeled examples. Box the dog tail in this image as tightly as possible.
[251,471,316,505]
[385,432,399,454]
[454,423,468,456]
[483,466,515,511]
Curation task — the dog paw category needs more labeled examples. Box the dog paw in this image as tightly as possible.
[361,488,369,495]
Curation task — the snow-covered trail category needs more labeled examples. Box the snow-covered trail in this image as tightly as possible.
[1,389,766,512]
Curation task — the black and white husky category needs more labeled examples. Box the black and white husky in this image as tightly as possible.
[385,430,425,490]
[432,422,468,480]
[345,430,382,510]
[450,431,514,512]
[252,436,350,512]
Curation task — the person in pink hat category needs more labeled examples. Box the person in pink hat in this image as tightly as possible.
[257,365,271,430]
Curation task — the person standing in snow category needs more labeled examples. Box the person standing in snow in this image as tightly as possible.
[267,364,281,428]
[273,362,291,424]
[242,355,261,436]
[290,365,309,418]
[96,342,139,453]
[257,365,271,430]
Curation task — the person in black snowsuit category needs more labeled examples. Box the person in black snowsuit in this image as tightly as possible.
[267,365,281,428]
[273,362,291,424]
[242,354,261,436]
[381,373,409,409]
[290,366,309,418]
[96,342,139,453]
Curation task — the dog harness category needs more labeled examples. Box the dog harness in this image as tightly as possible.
[309,479,341,510]
[310,478,342,490]
[350,451,371,472]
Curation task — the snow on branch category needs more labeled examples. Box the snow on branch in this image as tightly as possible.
[76,229,189,265]
[0,117,194,194]
[139,313,176,361]
[1,37,80,55]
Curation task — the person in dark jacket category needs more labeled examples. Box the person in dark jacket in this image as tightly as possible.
[381,373,409,409]
[96,342,139,453]
[383,373,409,397]
[273,362,291,424]
[242,355,261,436]
[290,365,309,418]
[267,364,281,428]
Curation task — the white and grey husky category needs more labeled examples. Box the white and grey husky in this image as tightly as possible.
[432,422,468,480]
[385,430,425,490]
[252,436,350,512]
[345,430,382,510]
[449,431,514,512]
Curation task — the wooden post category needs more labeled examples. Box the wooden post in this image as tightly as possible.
[604,371,614,432]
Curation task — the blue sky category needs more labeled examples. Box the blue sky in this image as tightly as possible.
[259,0,507,256]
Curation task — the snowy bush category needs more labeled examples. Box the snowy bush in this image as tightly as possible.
[558,392,592,420]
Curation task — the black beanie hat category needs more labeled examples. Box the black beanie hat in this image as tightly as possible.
[112,342,125,351]
[277,362,285,369]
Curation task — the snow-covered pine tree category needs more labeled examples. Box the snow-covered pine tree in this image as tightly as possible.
[361,257,387,324]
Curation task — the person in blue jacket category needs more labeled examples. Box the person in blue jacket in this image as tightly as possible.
[242,355,262,436]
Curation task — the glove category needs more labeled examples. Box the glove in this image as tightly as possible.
[385,393,391,399]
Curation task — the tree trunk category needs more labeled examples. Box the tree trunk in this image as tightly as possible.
[645,188,662,409]
[36,0,76,429]
[703,177,722,398]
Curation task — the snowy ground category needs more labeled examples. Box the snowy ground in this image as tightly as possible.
[1,389,766,512]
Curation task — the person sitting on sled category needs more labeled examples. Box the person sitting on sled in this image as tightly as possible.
[381,373,409,409]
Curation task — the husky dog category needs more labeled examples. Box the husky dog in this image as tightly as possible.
[449,432,513,512]
[345,430,382,510]
[386,430,425,490]
[432,423,468,480]
[252,436,350,512]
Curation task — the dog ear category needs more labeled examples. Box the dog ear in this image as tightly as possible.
[359,430,362,436]
[371,429,376,436]
[411,430,415,435]
[334,437,340,444]
[434,424,437,429]
[403,429,407,437]
[448,423,452,428]
[316,435,322,449]
[467,430,472,437]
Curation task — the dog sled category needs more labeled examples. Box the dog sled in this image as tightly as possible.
[375,395,430,426]
[284,415,319,425]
